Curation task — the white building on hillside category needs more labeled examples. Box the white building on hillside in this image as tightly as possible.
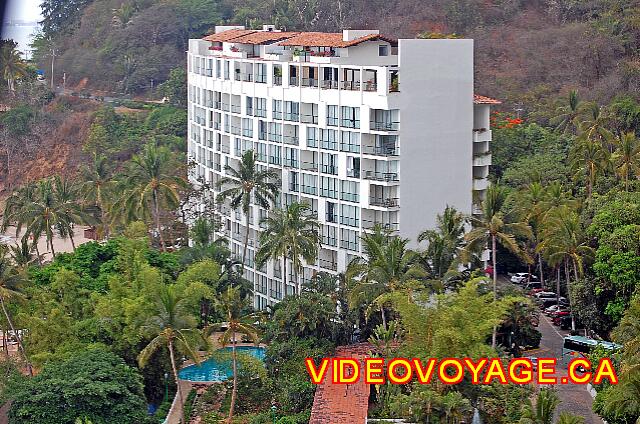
[187,25,499,309]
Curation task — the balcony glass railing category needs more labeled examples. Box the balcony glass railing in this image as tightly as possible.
[346,169,360,178]
[283,158,299,168]
[302,78,318,87]
[369,197,399,207]
[362,145,398,156]
[321,80,339,90]
[273,76,282,85]
[371,121,399,131]
[283,135,299,145]
[363,171,399,182]
[362,219,399,230]
[300,161,318,171]
[284,113,300,122]
[321,164,337,175]
[242,73,253,82]
[289,77,299,86]
[301,114,318,124]
[342,81,360,91]
[301,185,317,195]
[340,239,359,251]
[255,74,267,83]
[318,258,338,271]
[230,104,241,114]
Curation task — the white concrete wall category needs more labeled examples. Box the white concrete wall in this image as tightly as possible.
[397,39,474,246]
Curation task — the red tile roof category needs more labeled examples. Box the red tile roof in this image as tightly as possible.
[474,94,501,104]
[203,29,396,48]
[230,31,301,45]
[202,29,255,43]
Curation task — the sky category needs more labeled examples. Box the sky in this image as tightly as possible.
[5,0,42,21]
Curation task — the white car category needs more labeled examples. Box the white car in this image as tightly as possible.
[511,273,538,284]
[534,291,557,299]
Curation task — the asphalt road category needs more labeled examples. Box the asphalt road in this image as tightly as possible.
[513,278,603,423]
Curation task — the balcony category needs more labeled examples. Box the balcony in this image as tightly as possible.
[289,182,299,192]
[363,81,377,92]
[363,171,399,182]
[273,76,282,86]
[342,81,360,91]
[283,135,299,145]
[230,125,241,136]
[301,114,318,124]
[230,104,241,114]
[321,80,339,90]
[362,145,398,156]
[340,239,359,251]
[473,129,492,143]
[473,178,489,191]
[321,164,337,175]
[255,74,267,84]
[300,161,318,171]
[302,78,318,87]
[371,121,399,131]
[283,158,299,168]
[369,197,399,208]
[318,258,337,271]
[241,73,253,82]
[301,185,317,195]
[473,153,492,167]
[362,219,399,231]
[284,113,300,122]
[346,169,360,178]
[289,77,299,86]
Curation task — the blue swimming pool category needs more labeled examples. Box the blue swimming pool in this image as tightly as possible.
[178,346,266,382]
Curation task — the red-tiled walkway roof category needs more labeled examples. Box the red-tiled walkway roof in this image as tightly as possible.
[203,29,255,42]
[202,29,396,47]
[309,343,373,424]
[474,94,501,104]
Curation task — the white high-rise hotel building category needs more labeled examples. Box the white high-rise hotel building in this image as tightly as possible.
[187,25,498,310]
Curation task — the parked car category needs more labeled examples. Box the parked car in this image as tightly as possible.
[524,357,538,371]
[534,291,557,299]
[549,310,571,319]
[545,305,570,315]
[511,273,539,284]
[540,298,569,309]
[524,282,543,291]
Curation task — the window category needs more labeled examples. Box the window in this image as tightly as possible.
[258,120,267,140]
[339,131,359,153]
[322,225,337,247]
[321,153,337,175]
[268,122,282,142]
[284,147,298,168]
[341,106,360,129]
[320,177,339,199]
[301,174,317,195]
[242,118,253,138]
[307,127,319,148]
[216,59,221,78]
[289,171,299,192]
[284,101,299,121]
[321,129,338,151]
[256,274,268,295]
[224,60,230,80]
[341,180,359,203]
[206,59,213,76]
[340,204,359,227]
[378,44,389,56]
[256,63,267,83]
[273,100,283,119]
[340,228,360,251]
[326,201,338,223]
[255,142,268,162]
[327,105,339,126]
[269,145,281,165]
[255,98,267,118]
[246,96,253,116]
[346,156,360,178]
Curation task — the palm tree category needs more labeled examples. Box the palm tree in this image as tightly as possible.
[557,412,585,424]
[350,225,427,328]
[418,206,465,278]
[570,140,611,198]
[463,184,532,348]
[552,89,583,134]
[9,237,39,270]
[0,246,32,375]
[216,150,279,269]
[539,207,594,330]
[441,391,471,424]
[519,388,560,424]
[121,143,188,250]
[576,102,614,150]
[52,175,92,251]
[138,284,204,405]
[0,41,27,94]
[613,132,640,191]
[515,182,548,285]
[256,202,320,295]
[210,285,259,423]
[80,153,116,239]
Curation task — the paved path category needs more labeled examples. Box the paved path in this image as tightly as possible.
[521,288,602,423]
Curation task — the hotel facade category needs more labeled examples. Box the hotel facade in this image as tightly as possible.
[187,25,498,309]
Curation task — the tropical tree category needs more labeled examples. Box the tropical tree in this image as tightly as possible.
[539,207,594,330]
[418,206,465,278]
[138,284,204,405]
[210,285,259,423]
[52,175,92,250]
[0,246,32,375]
[463,184,532,348]
[120,143,187,250]
[350,225,428,328]
[513,182,548,284]
[0,41,28,93]
[613,132,640,191]
[80,153,116,239]
[519,388,560,424]
[570,140,611,198]
[552,89,583,134]
[576,103,614,150]
[256,202,320,295]
[216,150,279,269]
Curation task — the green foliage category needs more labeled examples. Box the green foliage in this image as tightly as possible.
[7,348,150,424]
[0,105,35,136]
[158,68,187,106]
